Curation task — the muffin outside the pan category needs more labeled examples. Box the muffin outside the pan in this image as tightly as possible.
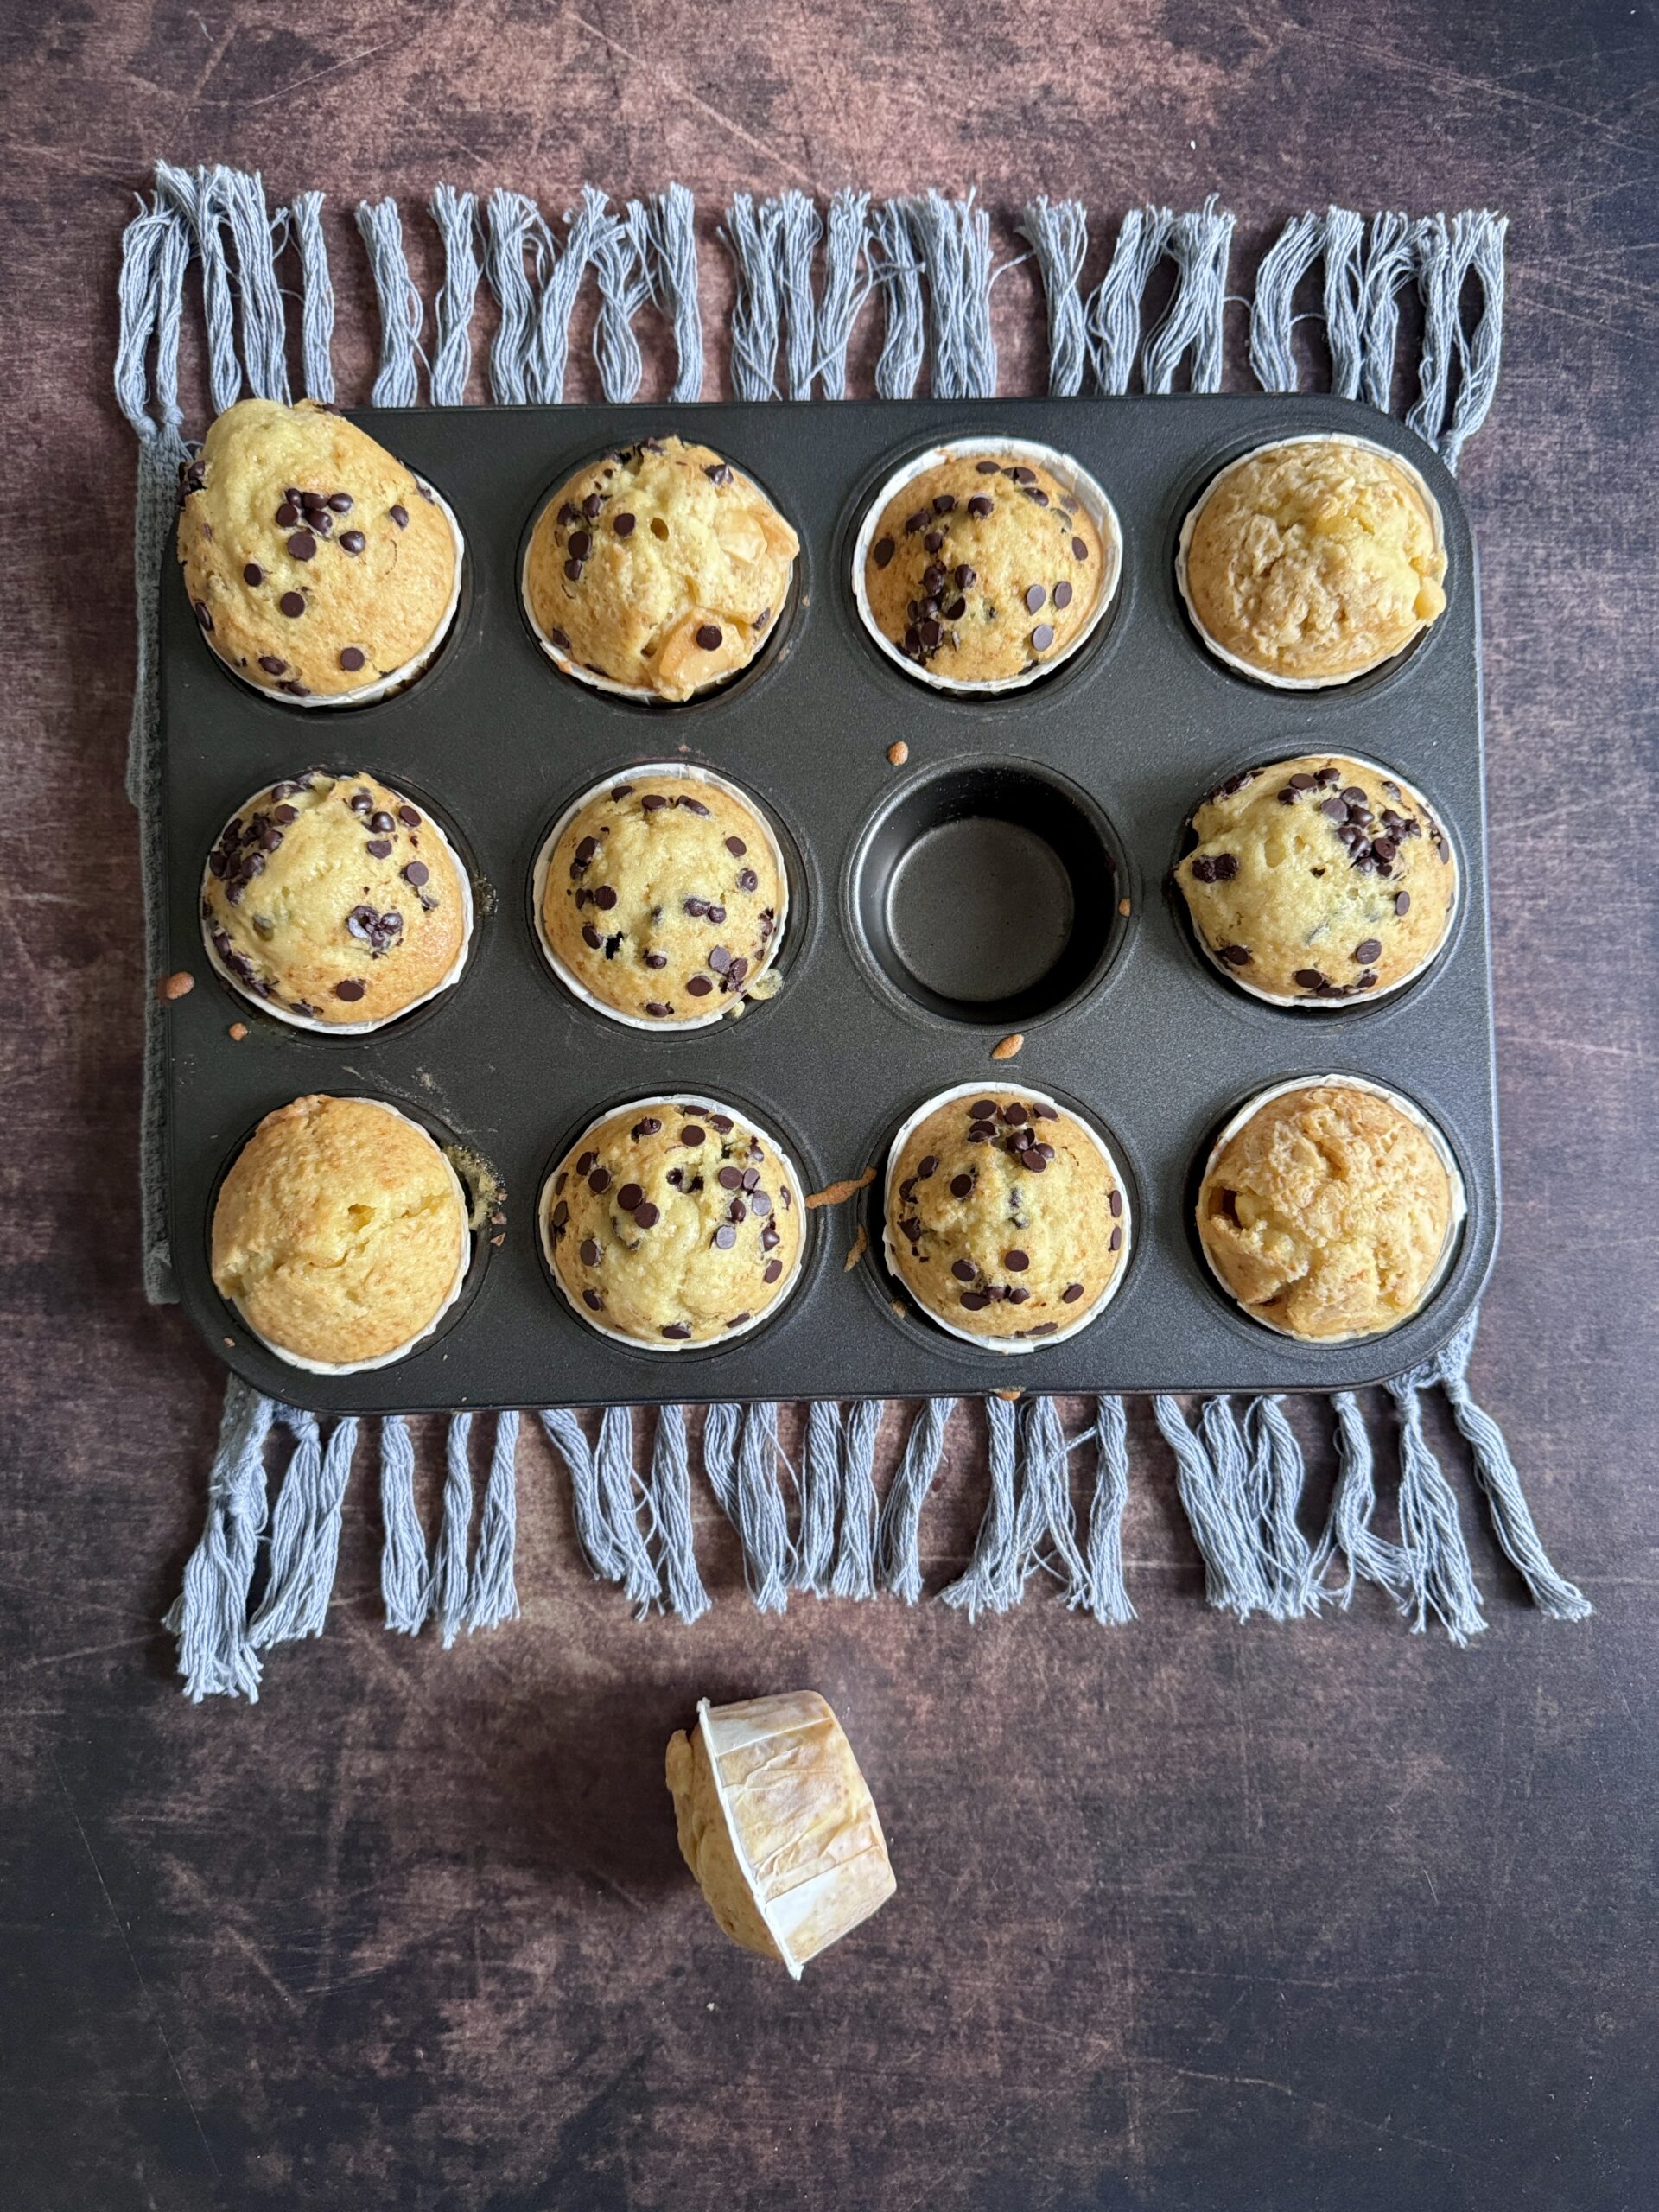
[1179,435,1446,685]
[1197,1079,1458,1343]
[523,436,798,701]
[176,397,460,701]
[1174,753,1457,1003]
[202,770,468,1026]
[212,1094,469,1369]
[862,451,1107,683]
[886,1089,1126,1344]
[544,1102,804,1345]
[539,771,785,1025]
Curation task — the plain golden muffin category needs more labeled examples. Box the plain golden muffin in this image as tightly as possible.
[1174,754,1457,1001]
[177,398,458,699]
[202,770,467,1024]
[544,1103,804,1344]
[1181,435,1446,683]
[887,1091,1124,1342]
[541,773,783,1023]
[212,1095,467,1366]
[524,436,798,700]
[1198,1082,1456,1342]
[863,452,1106,682]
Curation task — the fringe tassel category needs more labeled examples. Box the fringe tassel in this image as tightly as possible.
[942,1395,1084,1618]
[1436,1316,1591,1620]
[542,1408,637,1600]
[1321,207,1366,398]
[1359,209,1414,413]
[595,1405,660,1610]
[939,1395,1021,1618]
[1439,212,1508,470]
[434,1412,475,1647]
[1249,209,1324,391]
[1324,1389,1409,1609]
[1246,1395,1324,1618]
[220,170,289,402]
[154,162,241,414]
[649,1405,709,1622]
[379,1412,432,1633]
[798,1400,842,1592]
[467,1411,521,1632]
[429,184,480,405]
[165,1379,274,1701]
[1155,1395,1269,1619]
[830,1398,881,1599]
[725,192,785,400]
[1081,1395,1135,1624]
[1142,194,1234,394]
[592,200,651,404]
[904,190,997,399]
[354,196,423,406]
[1085,207,1172,394]
[483,188,537,404]
[817,188,871,399]
[877,1397,953,1604]
[1386,1366,1487,1643]
[249,1408,359,1647]
[289,189,335,403]
[1019,195,1090,397]
[735,1403,793,1613]
[870,200,925,398]
[779,188,823,401]
[630,185,703,404]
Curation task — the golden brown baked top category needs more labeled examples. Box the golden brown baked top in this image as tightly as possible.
[524,435,798,701]
[211,1095,467,1365]
[887,1090,1123,1341]
[1174,754,1457,1001]
[541,773,783,1022]
[665,1693,896,1977]
[1182,436,1446,682]
[202,770,467,1025]
[1198,1083,1455,1342]
[863,452,1105,682]
[177,399,458,698]
[545,1103,804,1344]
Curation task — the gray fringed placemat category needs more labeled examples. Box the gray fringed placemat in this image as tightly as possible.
[117,165,1586,1701]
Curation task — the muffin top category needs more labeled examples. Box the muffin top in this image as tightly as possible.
[202,770,467,1025]
[1181,436,1446,683]
[545,1103,804,1344]
[177,398,458,699]
[541,773,783,1023]
[212,1095,467,1366]
[1175,754,1457,1001]
[524,436,798,701]
[1198,1082,1455,1341]
[887,1090,1124,1342]
[863,452,1107,683]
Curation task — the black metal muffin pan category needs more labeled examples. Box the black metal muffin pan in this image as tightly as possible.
[157,396,1496,1413]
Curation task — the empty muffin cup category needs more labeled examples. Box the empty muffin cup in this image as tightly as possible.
[200,770,474,1033]
[1176,433,1446,689]
[1196,1074,1465,1343]
[853,436,1122,695]
[531,763,790,1032]
[882,1082,1132,1354]
[542,1094,808,1351]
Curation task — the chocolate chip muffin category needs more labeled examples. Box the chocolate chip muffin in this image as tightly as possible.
[885,1087,1128,1346]
[523,436,798,702]
[1179,435,1446,685]
[861,447,1111,685]
[201,770,469,1027]
[177,398,461,701]
[212,1095,469,1368]
[538,770,785,1025]
[544,1101,804,1346]
[1174,754,1457,1003]
[1198,1078,1460,1342]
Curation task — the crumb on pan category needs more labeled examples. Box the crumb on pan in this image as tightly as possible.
[991,1032,1023,1060]
[805,1166,876,1209]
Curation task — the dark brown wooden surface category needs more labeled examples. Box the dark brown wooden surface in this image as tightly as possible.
[3,4,1656,2208]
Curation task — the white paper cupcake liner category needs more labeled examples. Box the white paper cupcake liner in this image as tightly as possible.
[217,480,466,709]
[1198,1073,1468,1344]
[200,778,475,1035]
[1183,751,1459,1009]
[881,1081,1133,1356]
[521,460,797,704]
[224,1099,474,1374]
[851,435,1122,697]
[540,1093,809,1353]
[531,763,790,1032]
[1175,434,1446,690]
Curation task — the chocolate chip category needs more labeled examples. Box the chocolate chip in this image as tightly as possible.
[275,501,299,527]
[960,1291,990,1311]
[704,461,734,486]
[763,1260,784,1284]
[1052,581,1073,610]
[944,597,967,620]
[924,531,945,555]
[242,563,264,588]
[969,495,994,518]
[1060,1282,1085,1304]
[1355,938,1383,964]
[644,951,668,969]
[1341,786,1369,806]
[397,804,422,829]
[919,618,942,649]
[328,493,353,514]
[932,493,957,514]
[1109,1225,1122,1251]
[1023,583,1046,614]
[1109,1190,1123,1218]
[279,591,305,618]
[582,925,602,950]
[588,1167,611,1195]
[594,886,618,911]
[271,804,298,826]
[257,654,286,676]
[1395,891,1412,915]
[679,1125,705,1147]
[950,1173,974,1198]
[552,1200,569,1228]
[1290,772,1317,791]
[1321,797,1349,821]
[696,624,722,651]
[580,1237,601,1266]
[340,646,365,671]
[686,976,713,997]
[712,1224,737,1251]
[563,559,583,582]
[873,535,895,568]
[340,530,365,555]
[1317,767,1343,787]
[1294,969,1329,991]
[193,600,213,632]
[568,530,591,559]
[350,791,372,813]
[582,1288,604,1312]
[1031,624,1055,651]
[1357,970,1379,990]
[286,531,316,562]
[634,1202,660,1227]
[365,839,392,859]
[334,978,365,1001]
[1071,536,1088,562]
[390,505,409,529]
[1004,1249,1029,1271]
[632,1117,663,1138]
[976,459,1000,473]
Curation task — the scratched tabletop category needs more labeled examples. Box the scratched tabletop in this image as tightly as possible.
[3,4,1656,2209]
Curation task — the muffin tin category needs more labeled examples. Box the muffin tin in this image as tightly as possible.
[156,396,1496,1413]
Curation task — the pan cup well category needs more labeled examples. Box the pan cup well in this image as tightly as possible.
[849,762,1124,1026]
